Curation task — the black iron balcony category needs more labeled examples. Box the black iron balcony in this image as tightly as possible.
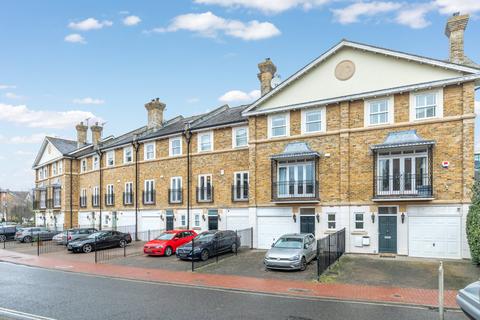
[46,199,53,209]
[168,189,183,204]
[79,196,87,208]
[232,184,249,202]
[196,186,214,203]
[142,190,156,205]
[123,192,134,205]
[105,194,115,206]
[33,200,46,210]
[53,188,61,208]
[272,180,319,202]
[373,174,433,200]
[92,195,100,208]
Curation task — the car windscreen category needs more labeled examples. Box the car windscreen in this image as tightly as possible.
[194,233,215,242]
[274,238,303,249]
[87,232,108,239]
[155,233,175,240]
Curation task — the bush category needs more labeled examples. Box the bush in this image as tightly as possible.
[467,180,480,264]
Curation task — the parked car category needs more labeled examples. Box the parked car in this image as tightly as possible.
[457,281,480,320]
[264,233,316,271]
[0,225,19,242]
[144,230,197,257]
[176,230,240,261]
[14,227,58,243]
[67,231,132,253]
[53,228,97,245]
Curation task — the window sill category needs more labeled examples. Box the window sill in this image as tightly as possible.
[351,231,367,235]
[324,230,337,234]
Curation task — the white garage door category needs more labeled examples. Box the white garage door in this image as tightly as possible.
[141,216,162,232]
[225,209,250,231]
[409,216,461,259]
[257,216,296,249]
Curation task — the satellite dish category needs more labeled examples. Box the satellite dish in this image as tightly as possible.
[271,74,281,88]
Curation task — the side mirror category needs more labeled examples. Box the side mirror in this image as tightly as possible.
[271,243,275,248]
[304,244,309,249]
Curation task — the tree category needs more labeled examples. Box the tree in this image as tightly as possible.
[467,179,480,264]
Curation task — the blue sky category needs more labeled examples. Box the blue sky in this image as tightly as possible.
[0,0,479,190]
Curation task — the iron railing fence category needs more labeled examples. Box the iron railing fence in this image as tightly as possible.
[373,173,433,199]
[104,194,115,206]
[168,189,183,204]
[123,192,134,206]
[272,180,319,201]
[142,190,156,205]
[196,187,214,203]
[317,228,346,281]
[231,184,249,202]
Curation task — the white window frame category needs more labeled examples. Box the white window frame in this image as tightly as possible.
[169,137,182,157]
[144,142,156,161]
[106,151,115,167]
[92,155,99,170]
[170,177,182,203]
[106,184,114,206]
[44,167,48,178]
[197,131,213,152]
[301,107,326,134]
[233,171,249,201]
[53,187,61,207]
[93,186,99,207]
[268,113,290,138]
[81,159,87,173]
[198,174,213,202]
[194,214,200,227]
[277,161,316,198]
[124,182,133,205]
[58,161,63,174]
[364,97,394,127]
[232,126,249,148]
[181,214,186,227]
[354,212,364,230]
[409,89,443,121]
[123,146,133,164]
[327,213,336,230]
[52,162,57,176]
[144,179,155,204]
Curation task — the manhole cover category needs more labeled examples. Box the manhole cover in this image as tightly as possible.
[288,288,311,293]
[392,294,402,298]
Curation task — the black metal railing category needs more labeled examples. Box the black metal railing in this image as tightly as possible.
[33,200,47,210]
[123,192,134,205]
[317,228,346,280]
[196,186,214,203]
[92,195,100,208]
[231,184,249,202]
[272,180,319,201]
[105,194,115,206]
[373,174,433,199]
[168,189,183,204]
[79,196,87,208]
[46,199,53,209]
[142,190,156,205]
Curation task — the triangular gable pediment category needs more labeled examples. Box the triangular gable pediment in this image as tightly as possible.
[246,40,479,114]
[33,138,63,168]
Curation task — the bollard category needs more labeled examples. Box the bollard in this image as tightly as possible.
[439,261,444,320]
[191,237,194,272]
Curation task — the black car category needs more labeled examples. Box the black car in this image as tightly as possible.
[176,230,240,261]
[0,225,18,242]
[67,231,132,253]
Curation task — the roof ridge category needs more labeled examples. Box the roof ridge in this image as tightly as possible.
[190,104,229,127]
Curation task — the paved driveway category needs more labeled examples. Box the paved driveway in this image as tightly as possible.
[321,254,480,290]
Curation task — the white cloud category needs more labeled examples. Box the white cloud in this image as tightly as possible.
[72,97,105,105]
[123,15,141,26]
[434,0,480,14]
[332,1,402,24]
[187,97,200,104]
[152,12,280,41]
[119,10,130,15]
[219,89,260,103]
[68,18,113,31]
[15,150,35,156]
[4,92,23,100]
[0,84,16,90]
[0,103,100,129]
[396,3,435,29]
[64,33,86,44]
[0,133,51,144]
[194,0,331,14]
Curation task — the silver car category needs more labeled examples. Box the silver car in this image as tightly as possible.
[14,227,57,243]
[54,228,97,245]
[264,233,317,271]
[457,281,480,320]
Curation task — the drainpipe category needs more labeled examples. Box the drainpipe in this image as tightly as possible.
[133,136,140,241]
[70,158,73,228]
[96,148,103,231]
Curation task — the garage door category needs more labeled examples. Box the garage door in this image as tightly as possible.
[409,216,461,259]
[225,209,250,231]
[257,216,296,249]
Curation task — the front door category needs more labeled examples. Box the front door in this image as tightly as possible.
[166,210,174,231]
[379,215,397,254]
[300,215,315,234]
[208,209,218,230]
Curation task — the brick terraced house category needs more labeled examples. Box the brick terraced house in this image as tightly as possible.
[33,14,479,259]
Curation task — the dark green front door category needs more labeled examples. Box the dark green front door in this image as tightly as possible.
[379,216,397,253]
[300,216,315,234]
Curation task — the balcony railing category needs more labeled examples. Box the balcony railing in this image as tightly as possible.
[79,196,87,208]
[168,189,183,204]
[232,184,249,202]
[272,180,319,202]
[33,200,47,210]
[142,190,156,205]
[123,192,134,205]
[105,194,115,206]
[373,174,433,199]
[196,186,214,203]
[92,195,100,208]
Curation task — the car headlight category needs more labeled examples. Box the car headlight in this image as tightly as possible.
[154,245,163,249]
[290,255,300,261]
[193,247,202,253]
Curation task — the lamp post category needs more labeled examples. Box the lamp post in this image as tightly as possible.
[183,123,192,230]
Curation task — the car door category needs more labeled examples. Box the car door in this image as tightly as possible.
[95,232,110,249]
[307,235,316,261]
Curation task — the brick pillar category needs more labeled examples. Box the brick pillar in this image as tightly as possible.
[462,82,475,202]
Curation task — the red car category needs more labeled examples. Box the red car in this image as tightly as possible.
[143,230,197,256]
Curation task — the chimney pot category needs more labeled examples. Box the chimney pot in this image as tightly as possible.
[257,58,277,96]
[445,13,469,64]
[145,98,166,129]
[90,123,103,146]
[75,122,88,148]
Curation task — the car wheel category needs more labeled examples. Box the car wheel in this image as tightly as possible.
[82,244,93,253]
[23,236,32,243]
[0,235,6,242]
[164,246,173,257]
[300,257,307,271]
[119,240,127,248]
[200,249,210,261]
[231,242,237,253]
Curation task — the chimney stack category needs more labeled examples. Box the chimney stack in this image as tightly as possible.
[90,122,103,146]
[145,98,166,129]
[258,58,277,96]
[75,122,88,148]
[445,13,469,64]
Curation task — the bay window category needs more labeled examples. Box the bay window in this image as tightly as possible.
[277,161,315,198]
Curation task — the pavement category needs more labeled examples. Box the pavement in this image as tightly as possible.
[0,249,461,309]
[0,262,467,320]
